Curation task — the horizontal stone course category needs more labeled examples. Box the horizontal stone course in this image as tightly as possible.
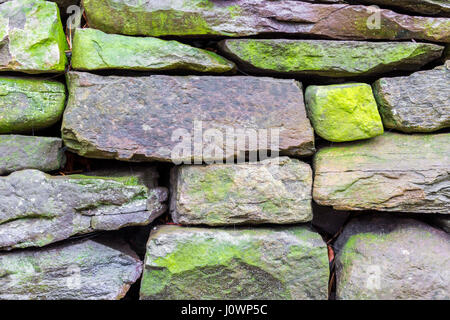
[0,0,68,73]
[83,0,450,42]
[62,72,315,162]
[140,225,329,300]
[0,236,142,300]
[71,28,235,73]
[335,215,450,299]
[219,40,444,77]
[0,169,168,250]
[313,132,450,213]
[170,157,313,226]
[373,62,450,133]
[0,135,65,175]
[0,77,66,134]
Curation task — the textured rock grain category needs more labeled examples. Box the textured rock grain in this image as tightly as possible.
[335,215,450,300]
[313,132,450,213]
[0,0,68,73]
[62,72,315,162]
[0,169,168,250]
[373,63,450,133]
[305,83,384,142]
[140,225,329,300]
[83,0,450,43]
[0,77,66,133]
[170,157,313,226]
[0,135,65,175]
[219,40,443,77]
[71,28,235,73]
[0,236,142,300]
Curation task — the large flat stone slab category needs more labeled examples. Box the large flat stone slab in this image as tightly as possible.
[71,28,235,73]
[0,0,68,73]
[0,236,142,300]
[83,0,450,43]
[0,169,168,250]
[170,157,313,226]
[62,72,315,162]
[0,135,65,175]
[0,77,66,134]
[140,225,329,300]
[335,215,450,299]
[313,132,450,213]
[219,40,443,77]
[373,62,450,133]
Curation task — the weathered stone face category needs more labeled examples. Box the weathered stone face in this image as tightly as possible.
[0,169,168,250]
[0,135,65,175]
[0,0,68,73]
[0,236,142,300]
[373,63,450,133]
[349,0,450,16]
[140,225,329,300]
[335,215,450,300]
[71,28,235,73]
[0,77,66,134]
[305,83,384,142]
[219,40,444,77]
[313,132,450,213]
[170,157,313,226]
[82,0,450,42]
[62,72,315,162]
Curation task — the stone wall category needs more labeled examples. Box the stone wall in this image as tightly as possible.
[0,0,449,300]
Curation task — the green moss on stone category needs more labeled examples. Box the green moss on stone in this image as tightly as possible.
[71,28,234,72]
[0,77,66,133]
[305,83,384,142]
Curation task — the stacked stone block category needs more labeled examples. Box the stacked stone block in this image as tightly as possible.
[0,0,448,300]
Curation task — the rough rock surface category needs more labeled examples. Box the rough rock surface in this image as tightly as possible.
[0,0,68,73]
[349,0,450,17]
[0,236,142,300]
[0,169,168,250]
[335,215,450,300]
[140,225,329,300]
[83,0,450,43]
[0,135,65,175]
[219,40,444,77]
[313,132,450,213]
[71,28,235,73]
[170,157,313,226]
[0,77,66,134]
[62,72,315,162]
[373,63,450,133]
[305,83,384,142]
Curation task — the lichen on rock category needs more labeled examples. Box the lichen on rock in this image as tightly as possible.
[313,132,450,213]
[0,235,143,300]
[170,157,313,226]
[71,28,235,73]
[219,39,444,77]
[305,83,384,142]
[0,0,68,73]
[140,225,329,300]
[0,77,66,134]
[0,169,168,250]
[0,135,65,175]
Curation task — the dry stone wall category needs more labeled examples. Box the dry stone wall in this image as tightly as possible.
[0,0,448,300]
